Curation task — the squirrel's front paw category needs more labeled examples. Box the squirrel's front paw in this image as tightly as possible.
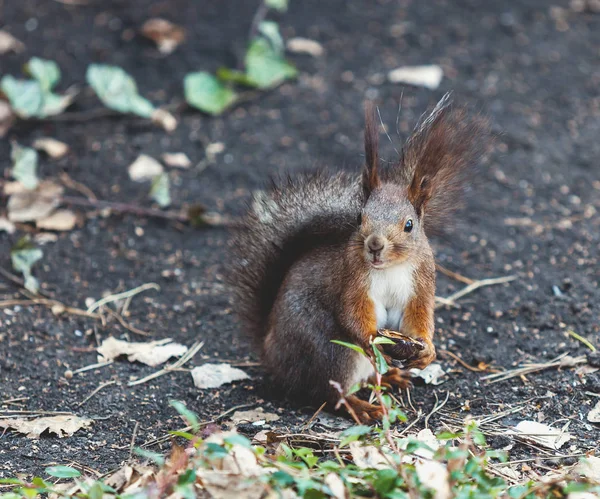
[404,338,436,370]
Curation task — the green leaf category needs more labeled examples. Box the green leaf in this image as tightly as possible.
[87,482,104,499]
[437,431,462,440]
[26,57,61,92]
[0,479,23,485]
[45,465,81,479]
[331,340,366,357]
[168,430,197,441]
[11,238,43,294]
[339,425,371,447]
[372,337,396,345]
[178,469,197,486]
[270,470,295,488]
[265,0,288,12]
[86,64,155,118]
[169,400,200,432]
[372,346,389,375]
[245,38,297,89]
[204,443,229,459]
[346,382,362,396]
[258,21,284,53]
[184,72,237,115]
[374,468,399,496]
[216,67,252,86]
[133,447,165,465]
[11,142,39,189]
[224,434,252,449]
[1,76,44,118]
[150,172,171,208]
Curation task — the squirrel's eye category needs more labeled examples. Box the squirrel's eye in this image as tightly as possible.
[404,219,413,233]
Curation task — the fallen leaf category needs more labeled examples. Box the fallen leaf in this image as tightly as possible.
[7,181,64,222]
[33,137,69,159]
[206,142,225,162]
[37,209,77,231]
[11,142,39,189]
[97,337,188,367]
[128,154,164,182]
[0,415,92,438]
[231,408,280,425]
[324,473,346,499]
[286,37,324,57]
[415,460,451,499]
[0,217,16,234]
[0,30,25,54]
[149,172,171,208]
[197,470,266,499]
[191,363,250,389]
[151,108,177,132]
[411,363,446,385]
[587,400,600,423]
[104,465,134,491]
[511,421,573,450]
[349,441,388,469]
[141,18,186,54]
[575,456,600,484]
[388,64,444,90]
[0,100,15,137]
[162,152,192,169]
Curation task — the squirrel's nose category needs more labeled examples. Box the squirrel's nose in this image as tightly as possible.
[366,235,385,254]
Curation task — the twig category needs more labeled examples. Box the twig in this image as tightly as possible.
[567,330,596,352]
[73,361,113,375]
[129,421,140,459]
[86,283,160,314]
[59,172,97,201]
[481,354,587,384]
[301,402,327,432]
[435,274,517,309]
[103,307,152,336]
[77,381,116,407]
[1,397,29,406]
[128,341,204,386]
[435,263,475,285]
[424,391,450,429]
[439,349,498,373]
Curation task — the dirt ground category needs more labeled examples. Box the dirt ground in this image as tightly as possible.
[1,0,599,478]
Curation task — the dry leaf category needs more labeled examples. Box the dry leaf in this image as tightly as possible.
[35,232,59,244]
[575,456,600,484]
[0,30,25,54]
[587,400,600,423]
[197,470,266,499]
[286,37,324,57]
[349,441,388,469]
[511,421,573,450]
[97,337,188,367]
[151,108,177,132]
[410,363,446,385]
[141,18,186,54]
[104,465,135,491]
[388,64,444,89]
[415,460,451,499]
[162,152,192,169]
[324,473,346,499]
[37,209,77,231]
[128,154,164,182]
[0,100,15,137]
[0,217,16,234]
[205,142,225,162]
[33,137,69,159]
[231,407,280,425]
[191,363,250,389]
[0,414,92,438]
[7,181,64,222]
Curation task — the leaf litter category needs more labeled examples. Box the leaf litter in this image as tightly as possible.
[140,18,186,54]
[388,64,444,90]
[0,414,92,438]
[128,154,164,182]
[97,337,188,367]
[33,137,69,158]
[191,363,250,389]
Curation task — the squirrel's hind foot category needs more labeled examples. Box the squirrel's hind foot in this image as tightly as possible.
[377,367,412,391]
[346,395,384,424]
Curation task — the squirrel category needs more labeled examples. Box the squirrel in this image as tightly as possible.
[229,93,490,423]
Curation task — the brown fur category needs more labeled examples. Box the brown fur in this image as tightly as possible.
[228,94,491,422]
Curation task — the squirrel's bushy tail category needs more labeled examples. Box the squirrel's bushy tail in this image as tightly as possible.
[228,172,362,344]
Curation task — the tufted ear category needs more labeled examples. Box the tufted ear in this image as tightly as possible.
[408,174,432,217]
[362,101,381,201]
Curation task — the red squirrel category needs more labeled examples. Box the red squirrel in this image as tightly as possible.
[230,94,490,423]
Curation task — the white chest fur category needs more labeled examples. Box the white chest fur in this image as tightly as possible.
[369,263,415,330]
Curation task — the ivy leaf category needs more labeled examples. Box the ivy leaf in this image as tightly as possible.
[1,76,44,118]
[245,37,297,89]
[11,238,43,294]
[26,57,60,92]
[45,466,81,479]
[265,0,288,12]
[86,64,155,118]
[150,172,171,208]
[184,72,237,115]
[11,142,39,189]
